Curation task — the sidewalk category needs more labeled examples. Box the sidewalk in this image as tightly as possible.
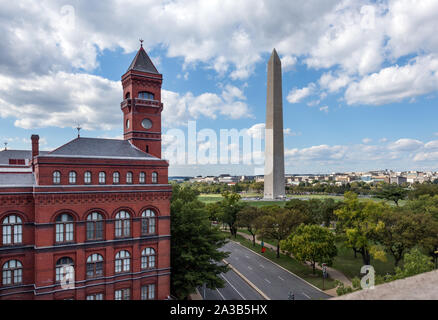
[234,230,352,296]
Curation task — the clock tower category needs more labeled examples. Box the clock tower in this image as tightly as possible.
[121,41,163,158]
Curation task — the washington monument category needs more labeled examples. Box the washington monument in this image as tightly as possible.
[264,49,285,199]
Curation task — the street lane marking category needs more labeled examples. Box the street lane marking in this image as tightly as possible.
[302,292,311,299]
[223,259,270,300]
[229,241,327,295]
[220,274,246,300]
[278,276,284,281]
[216,288,226,300]
[245,255,250,259]
[264,278,271,284]
[248,266,253,270]
[259,264,265,268]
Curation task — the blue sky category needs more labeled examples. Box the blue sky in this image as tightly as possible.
[1,0,438,176]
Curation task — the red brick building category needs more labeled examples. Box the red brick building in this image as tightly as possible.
[0,44,171,300]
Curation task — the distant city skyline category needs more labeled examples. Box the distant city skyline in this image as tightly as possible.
[2,1,438,176]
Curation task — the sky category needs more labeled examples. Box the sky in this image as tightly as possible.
[1,0,438,176]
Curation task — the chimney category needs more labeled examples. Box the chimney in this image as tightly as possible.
[31,134,39,158]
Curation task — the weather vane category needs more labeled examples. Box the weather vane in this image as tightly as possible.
[4,142,7,151]
[76,124,82,138]
[139,39,144,47]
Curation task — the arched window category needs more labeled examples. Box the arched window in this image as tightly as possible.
[126,172,133,184]
[151,172,158,184]
[139,172,146,184]
[55,214,74,243]
[115,211,130,238]
[55,257,74,282]
[86,212,103,240]
[86,254,104,278]
[141,248,156,269]
[2,260,22,285]
[138,91,154,100]
[115,250,130,273]
[146,145,149,153]
[2,215,22,245]
[53,171,61,184]
[125,92,130,99]
[99,172,106,184]
[113,172,120,184]
[141,209,156,235]
[69,171,77,184]
[84,171,92,184]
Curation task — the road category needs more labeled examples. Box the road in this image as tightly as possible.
[202,268,265,300]
[221,241,330,300]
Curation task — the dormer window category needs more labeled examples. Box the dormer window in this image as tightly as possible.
[138,92,154,100]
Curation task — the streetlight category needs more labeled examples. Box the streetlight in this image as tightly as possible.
[322,263,328,290]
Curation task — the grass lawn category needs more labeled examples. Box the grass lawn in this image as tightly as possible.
[332,242,396,280]
[198,194,224,203]
[224,232,337,291]
[243,200,287,208]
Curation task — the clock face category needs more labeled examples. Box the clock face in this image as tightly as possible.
[141,118,152,129]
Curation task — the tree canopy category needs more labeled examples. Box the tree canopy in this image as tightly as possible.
[256,206,306,258]
[171,185,229,299]
[281,224,337,274]
[335,192,386,265]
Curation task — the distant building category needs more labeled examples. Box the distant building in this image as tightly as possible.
[390,176,407,185]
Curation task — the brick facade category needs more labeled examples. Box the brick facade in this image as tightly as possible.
[0,45,171,300]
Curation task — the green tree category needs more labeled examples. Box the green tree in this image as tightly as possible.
[256,206,306,258]
[379,209,438,266]
[281,224,337,274]
[376,184,408,206]
[171,185,229,299]
[404,194,438,221]
[394,248,434,279]
[335,192,386,265]
[205,201,221,221]
[236,206,264,246]
[217,191,247,238]
[408,183,438,200]
[320,198,340,227]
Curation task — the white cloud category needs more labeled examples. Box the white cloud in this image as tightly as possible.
[389,139,424,152]
[287,83,316,104]
[424,140,438,150]
[319,72,351,93]
[283,128,301,136]
[281,55,297,72]
[0,71,251,130]
[362,138,372,144]
[163,84,252,127]
[345,55,438,105]
[286,144,347,161]
[319,106,329,113]
[0,72,121,130]
[1,0,438,135]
